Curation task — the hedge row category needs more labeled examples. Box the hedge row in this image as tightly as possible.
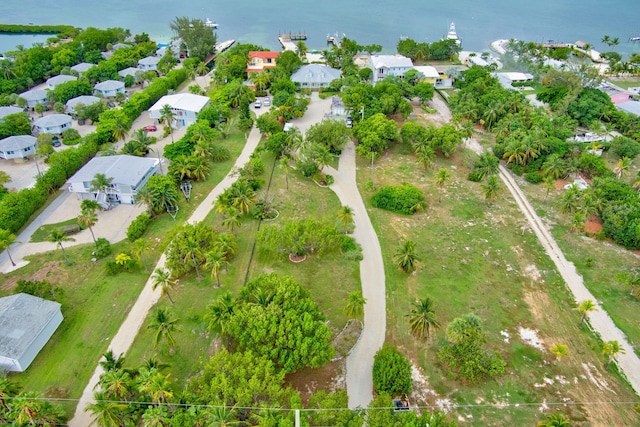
[371,184,426,215]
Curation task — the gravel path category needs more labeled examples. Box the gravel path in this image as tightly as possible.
[324,142,386,409]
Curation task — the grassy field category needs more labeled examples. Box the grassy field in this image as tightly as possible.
[355,117,639,425]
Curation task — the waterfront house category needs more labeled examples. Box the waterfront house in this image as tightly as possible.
[247,51,280,74]
[368,54,413,82]
[291,64,342,89]
[156,39,183,58]
[70,62,96,75]
[66,95,101,114]
[149,93,210,129]
[0,293,63,372]
[33,114,73,135]
[493,72,534,90]
[0,135,37,160]
[18,89,49,108]
[138,56,160,71]
[0,106,24,121]
[412,65,452,88]
[67,155,159,206]
[94,80,125,98]
[467,56,490,67]
[46,74,77,90]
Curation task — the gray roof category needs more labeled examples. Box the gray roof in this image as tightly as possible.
[617,100,640,117]
[68,155,158,187]
[94,80,124,91]
[118,67,143,78]
[66,95,101,110]
[370,54,413,69]
[70,62,96,73]
[47,74,77,87]
[19,89,48,102]
[0,106,24,120]
[291,64,342,84]
[34,114,72,128]
[138,56,160,66]
[0,135,37,152]
[0,293,61,360]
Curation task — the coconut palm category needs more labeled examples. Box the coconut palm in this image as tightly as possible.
[550,343,569,362]
[221,207,241,233]
[132,238,152,271]
[90,173,114,203]
[614,157,632,179]
[99,350,125,372]
[98,369,132,401]
[152,268,177,304]
[47,230,75,265]
[205,292,235,334]
[148,308,181,349]
[137,367,174,404]
[393,239,420,273]
[205,249,228,288]
[407,297,441,340]
[576,299,597,327]
[543,176,556,201]
[296,41,309,60]
[344,290,366,319]
[111,116,129,144]
[87,392,128,427]
[415,144,435,170]
[78,209,98,243]
[0,228,19,267]
[434,168,451,202]
[559,184,581,215]
[182,235,204,279]
[542,154,567,180]
[186,155,210,181]
[602,340,625,368]
[481,175,501,205]
[279,155,292,190]
[337,205,354,230]
[159,104,176,142]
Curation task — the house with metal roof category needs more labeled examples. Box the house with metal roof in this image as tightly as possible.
[0,106,24,121]
[412,65,452,88]
[291,64,342,89]
[94,80,125,97]
[149,93,210,129]
[138,56,160,71]
[0,135,37,160]
[46,74,77,90]
[493,72,534,90]
[368,54,414,82]
[33,114,73,135]
[18,89,49,108]
[70,62,96,75]
[118,67,143,79]
[67,155,159,206]
[65,95,101,113]
[0,293,63,372]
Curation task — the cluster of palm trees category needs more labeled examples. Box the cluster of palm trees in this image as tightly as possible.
[0,378,65,426]
[120,129,155,157]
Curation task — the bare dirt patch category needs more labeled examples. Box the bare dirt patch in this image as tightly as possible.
[0,261,64,291]
[584,217,603,234]
[285,360,344,405]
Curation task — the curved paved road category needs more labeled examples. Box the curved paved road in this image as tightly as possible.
[325,142,386,409]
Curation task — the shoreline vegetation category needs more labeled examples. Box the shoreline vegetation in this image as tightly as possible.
[0,24,78,36]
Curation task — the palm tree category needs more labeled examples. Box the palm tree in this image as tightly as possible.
[221,207,241,233]
[344,290,366,319]
[407,297,441,340]
[614,157,632,179]
[543,176,556,201]
[48,230,75,265]
[90,173,114,203]
[205,292,235,334]
[77,209,98,243]
[137,368,174,404]
[183,235,203,279]
[99,350,125,372]
[148,308,181,349]
[393,239,420,273]
[0,377,18,411]
[111,116,129,143]
[279,155,292,190]
[296,41,309,60]
[87,392,128,427]
[187,155,210,181]
[0,228,19,267]
[415,144,435,170]
[132,238,152,271]
[205,249,228,288]
[434,168,451,202]
[542,154,567,180]
[550,343,569,362]
[159,104,176,142]
[538,412,572,427]
[569,211,586,233]
[481,175,501,205]
[559,184,581,215]
[152,268,176,304]
[602,340,625,368]
[601,35,612,46]
[98,369,132,401]
[576,299,597,327]
[337,205,354,230]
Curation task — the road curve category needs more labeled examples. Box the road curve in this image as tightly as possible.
[325,141,387,409]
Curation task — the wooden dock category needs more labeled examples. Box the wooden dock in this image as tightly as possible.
[279,32,306,41]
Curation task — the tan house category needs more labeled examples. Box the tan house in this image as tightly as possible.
[247,51,280,74]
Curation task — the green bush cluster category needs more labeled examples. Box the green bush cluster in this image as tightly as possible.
[126,212,152,241]
[372,345,413,396]
[15,279,64,301]
[94,237,112,258]
[371,184,426,215]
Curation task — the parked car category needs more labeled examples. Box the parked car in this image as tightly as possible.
[263,97,271,107]
[143,125,157,132]
[52,137,61,147]
[346,115,353,128]
[254,99,262,109]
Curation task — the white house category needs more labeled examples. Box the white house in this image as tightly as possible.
[290,64,342,89]
[149,93,210,129]
[0,106,24,121]
[138,56,160,71]
[118,67,143,79]
[33,114,73,135]
[368,54,413,82]
[70,62,96,75]
[493,72,534,90]
[0,135,37,160]
[66,95,101,114]
[18,89,49,108]
[0,293,63,372]
[67,155,159,206]
[412,65,453,88]
[46,74,77,90]
[94,80,125,97]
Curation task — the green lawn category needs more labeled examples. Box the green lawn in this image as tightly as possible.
[29,218,82,242]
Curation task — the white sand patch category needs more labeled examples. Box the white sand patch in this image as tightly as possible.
[500,330,511,343]
[554,375,569,385]
[582,362,616,394]
[534,376,554,388]
[410,364,437,397]
[524,264,542,281]
[519,326,545,351]
[436,398,454,413]
[539,399,549,412]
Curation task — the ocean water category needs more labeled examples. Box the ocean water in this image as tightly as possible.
[1,0,640,57]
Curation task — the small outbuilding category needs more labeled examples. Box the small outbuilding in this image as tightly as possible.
[0,293,63,372]
[94,80,125,98]
[0,135,37,160]
[33,114,73,135]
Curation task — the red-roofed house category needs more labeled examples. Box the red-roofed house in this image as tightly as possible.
[247,51,280,74]
[611,93,631,104]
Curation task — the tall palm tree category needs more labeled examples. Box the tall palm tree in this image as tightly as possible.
[221,207,241,233]
[550,343,569,362]
[159,104,176,142]
[137,368,174,404]
[614,157,632,179]
[279,155,292,190]
[559,184,581,215]
[0,228,19,267]
[337,205,355,230]
[296,41,309,61]
[152,268,176,304]
[98,369,132,401]
[148,308,181,349]
[393,239,420,273]
[187,155,210,181]
[47,230,75,265]
[602,340,625,368]
[407,297,441,340]
[415,144,435,170]
[183,236,203,279]
[434,168,451,202]
[99,350,125,372]
[78,209,98,243]
[205,249,228,288]
[132,238,152,271]
[481,175,501,205]
[111,116,129,144]
[90,173,114,203]
[344,290,366,319]
[576,299,597,327]
[205,292,235,334]
[87,392,128,427]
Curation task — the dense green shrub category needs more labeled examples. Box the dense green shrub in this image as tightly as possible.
[94,237,112,258]
[610,135,640,159]
[126,212,152,241]
[525,171,543,184]
[373,345,413,396]
[15,279,64,301]
[371,184,426,215]
[0,188,47,233]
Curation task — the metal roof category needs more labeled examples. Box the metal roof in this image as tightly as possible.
[0,135,36,152]
[66,95,101,110]
[18,89,48,102]
[46,74,77,87]
[291,64,342,84]
[0,106,24,120]
[94,80,124,91]
[67,155,158,188]
[370,54,413,69]
[149,93,210,113]
[0,293,61,360]
[118,67,143,78]
[70,62,96,73]
[138,56,160,65]
[412,66,440,79]
[33,114,72,128]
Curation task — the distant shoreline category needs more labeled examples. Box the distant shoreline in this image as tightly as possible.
[0,24,77,35]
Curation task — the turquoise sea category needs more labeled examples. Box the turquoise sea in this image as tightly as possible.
[1,0,640,57]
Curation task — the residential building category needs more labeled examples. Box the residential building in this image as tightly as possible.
[118,67,143,79]
[94,80,125,97]
[0,135,37,160]
[247,51,280,73]
[493,72,534,90]
[0,106,24,121]
[412,65,452,88]
[66,95,101,114]
[0,293,63,372]
[18,89,49,108]
[33,114,73,135]
[67,155,159,206]
[138,56,160,71]
[70,62,96,75]
[46,74,77,90]
[149,93,210,129]
[290,64,342,89]
[368,54,413,82]
[156,39,183,58]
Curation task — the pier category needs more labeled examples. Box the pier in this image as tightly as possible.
[327,32,344,48]
[278,33,304,52]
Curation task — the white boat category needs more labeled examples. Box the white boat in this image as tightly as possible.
[446,22,461,45]
[204,18,218,29]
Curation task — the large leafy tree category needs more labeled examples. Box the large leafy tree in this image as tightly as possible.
[170,17,217,61]
[372,345,412,396]
[165,221,218,277]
